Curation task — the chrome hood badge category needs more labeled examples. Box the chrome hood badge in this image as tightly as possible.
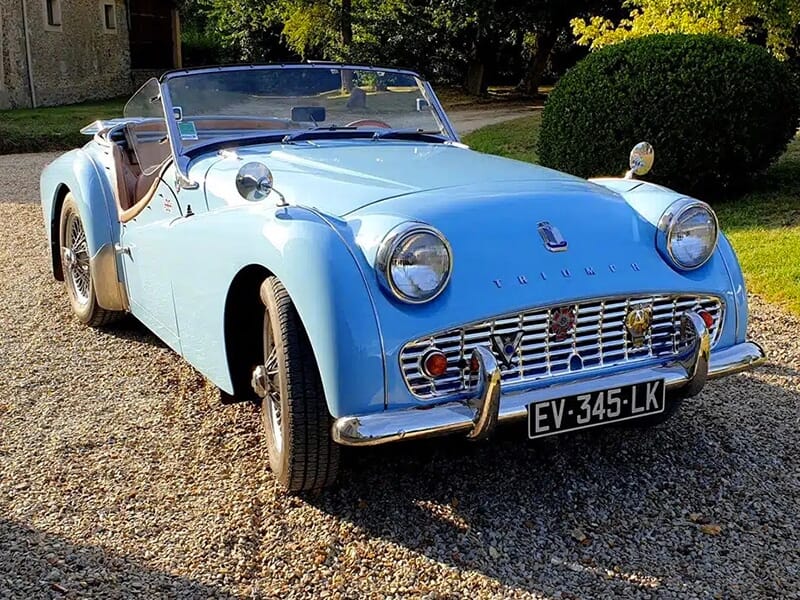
[538,221,567,252]
[491,332,523,368]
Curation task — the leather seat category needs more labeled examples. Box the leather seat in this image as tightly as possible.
[110,143,139,211]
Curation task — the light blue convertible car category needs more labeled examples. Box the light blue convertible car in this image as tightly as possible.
[41,64,765,491]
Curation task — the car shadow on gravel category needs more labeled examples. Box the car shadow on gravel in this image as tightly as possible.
[309,373,798,596]
[99,315,170,349]
[0,518,235,599]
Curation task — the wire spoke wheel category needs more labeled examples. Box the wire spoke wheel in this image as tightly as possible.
[58,193,123,328]
[64,211,91,305]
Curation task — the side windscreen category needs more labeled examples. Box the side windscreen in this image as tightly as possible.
[123,78,171,175]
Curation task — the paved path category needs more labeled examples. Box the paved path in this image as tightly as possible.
[0,107,536,204]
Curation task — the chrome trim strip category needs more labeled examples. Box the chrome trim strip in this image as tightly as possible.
[157,80,198,189]
[90,243,129,311]
[332,318,764,447]
[421,79,459,142]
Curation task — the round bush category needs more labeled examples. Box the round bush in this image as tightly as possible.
[538,34,800,198]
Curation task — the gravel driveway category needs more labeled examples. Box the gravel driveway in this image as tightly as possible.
[1,150,798,599]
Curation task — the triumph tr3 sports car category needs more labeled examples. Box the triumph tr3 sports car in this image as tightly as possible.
[40,64,765,492]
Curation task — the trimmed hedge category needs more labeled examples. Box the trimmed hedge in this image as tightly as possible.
[538,34,800,198]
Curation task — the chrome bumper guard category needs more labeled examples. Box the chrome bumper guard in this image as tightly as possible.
[332,311,766,447]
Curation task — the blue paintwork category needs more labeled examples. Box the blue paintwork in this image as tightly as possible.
[40,145,121,274]
[40,121,751,420]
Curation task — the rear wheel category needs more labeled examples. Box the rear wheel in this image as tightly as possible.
[252,277,340,492]
[59,194,122,327]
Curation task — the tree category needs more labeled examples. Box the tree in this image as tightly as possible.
[572,0,800,58]
[426,0,624,96]
[516,0,624,96]
[196,0,293,62]
[181,0,625,96]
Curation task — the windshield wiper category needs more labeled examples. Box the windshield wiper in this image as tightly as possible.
[282,126,361,144]
[371,129,447,143]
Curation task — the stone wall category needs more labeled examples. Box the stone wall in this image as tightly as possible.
[0,0,134,109]
[0,1,33,108]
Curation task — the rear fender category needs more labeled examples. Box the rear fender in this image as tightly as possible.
[40,147,127,310]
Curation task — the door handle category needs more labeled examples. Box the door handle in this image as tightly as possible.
[114,243,133,257]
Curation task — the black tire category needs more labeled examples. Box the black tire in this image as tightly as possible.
[257,277,339,492]
[59,194,123,327]
[621,392,684,428]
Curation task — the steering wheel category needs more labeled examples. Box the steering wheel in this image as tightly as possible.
[346,119,391,129]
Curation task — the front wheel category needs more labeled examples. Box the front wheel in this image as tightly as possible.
[59,194,122,327]
[252,277,340,492]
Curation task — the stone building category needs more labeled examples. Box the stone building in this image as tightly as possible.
[0,0,181,109]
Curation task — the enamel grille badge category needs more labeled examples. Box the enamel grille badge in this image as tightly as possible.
[549,306,577,341]
[625,304,653,347]
[491,332,523,368]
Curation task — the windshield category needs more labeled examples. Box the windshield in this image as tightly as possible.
[159,66,447,152]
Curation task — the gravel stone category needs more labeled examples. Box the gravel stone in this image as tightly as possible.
[0,152,61,204]
[0,156,798,598]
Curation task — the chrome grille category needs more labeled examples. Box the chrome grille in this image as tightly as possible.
[400,294,724,399]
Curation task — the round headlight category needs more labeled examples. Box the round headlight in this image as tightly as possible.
[658,199,719,270]
[376,223,452,303]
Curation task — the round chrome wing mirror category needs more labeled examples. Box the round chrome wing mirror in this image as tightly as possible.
[626,142,654,178]
[236,162,274,201]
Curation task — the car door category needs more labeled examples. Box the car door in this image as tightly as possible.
[119,172,183,353]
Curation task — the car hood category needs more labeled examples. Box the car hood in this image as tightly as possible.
[340,177,733,340]
[346,178,669,294]
[206,140,583,216]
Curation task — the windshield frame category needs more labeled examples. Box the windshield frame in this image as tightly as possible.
[153,63,459,189]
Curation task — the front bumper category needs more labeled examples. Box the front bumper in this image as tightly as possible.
[332,311,766,447]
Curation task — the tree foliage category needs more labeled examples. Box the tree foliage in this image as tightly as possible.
[179,0,626,94]
[572,0,800,58]
[539,34,800,197]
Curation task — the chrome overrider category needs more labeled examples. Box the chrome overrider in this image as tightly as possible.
[332,311,765,447]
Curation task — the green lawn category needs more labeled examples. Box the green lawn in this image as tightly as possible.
[463,112,542,163]
[0,97,125,154]
[464,113,800,315]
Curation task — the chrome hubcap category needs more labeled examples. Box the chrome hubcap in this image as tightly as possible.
[63,213,91,305]
[252,322,283,452]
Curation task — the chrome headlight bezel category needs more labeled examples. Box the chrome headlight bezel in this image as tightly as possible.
[375,222,453,304]
[657,198,719,271]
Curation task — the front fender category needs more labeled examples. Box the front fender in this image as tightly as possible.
[592,178,749,344]
[169,203,385,418]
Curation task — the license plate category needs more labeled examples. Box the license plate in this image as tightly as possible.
[527,380,665,439]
